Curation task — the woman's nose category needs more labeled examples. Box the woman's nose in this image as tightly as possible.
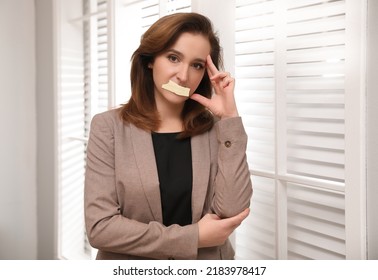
[176,64,189,83]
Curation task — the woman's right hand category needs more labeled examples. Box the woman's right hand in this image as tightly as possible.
[197,208,250,248]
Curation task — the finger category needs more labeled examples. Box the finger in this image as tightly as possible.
[227,208,250,226]
[190,93,211,108]
[210,72,229,81]
[240,208,250,219]
[206,55,219,77]
[221,76,235,89]
[210,72,234,90]
[235,208,250,222]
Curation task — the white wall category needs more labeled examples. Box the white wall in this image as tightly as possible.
[367,0,378,260]
[35,0,57,259]
[0,0,37,259]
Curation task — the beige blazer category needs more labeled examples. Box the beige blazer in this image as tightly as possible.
[84,108,252,260]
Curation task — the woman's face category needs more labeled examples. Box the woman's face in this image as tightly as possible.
[150,32,211,106]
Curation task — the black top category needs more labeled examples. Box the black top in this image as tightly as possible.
[151,132,193,227]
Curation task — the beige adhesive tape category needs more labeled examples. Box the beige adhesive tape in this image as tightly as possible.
[162,80,190,97]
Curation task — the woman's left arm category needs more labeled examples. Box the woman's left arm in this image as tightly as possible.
[191,55,252,218]
[210,117,252,218]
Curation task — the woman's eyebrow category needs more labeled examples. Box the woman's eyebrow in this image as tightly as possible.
[166,49,183,57]
[193,57,206,65]
[166,49,206,64]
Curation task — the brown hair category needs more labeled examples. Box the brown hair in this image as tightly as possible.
[119,12,223,138]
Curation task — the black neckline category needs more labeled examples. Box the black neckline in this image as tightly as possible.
[152,131,181,135]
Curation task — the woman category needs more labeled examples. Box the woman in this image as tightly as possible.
[84,12,252,260]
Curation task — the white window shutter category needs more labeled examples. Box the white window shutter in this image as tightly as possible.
[234,1,277,258]
[285,0,346,183]
[58,0,111,260]
[58,0,88,259]
[234,0,351,260]
[235,0,276,174]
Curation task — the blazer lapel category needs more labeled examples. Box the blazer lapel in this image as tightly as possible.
[191,131,211,223]
[130,124,163,223]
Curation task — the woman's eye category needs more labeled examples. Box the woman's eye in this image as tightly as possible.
[193,63,205,70]
[168,55,179,63]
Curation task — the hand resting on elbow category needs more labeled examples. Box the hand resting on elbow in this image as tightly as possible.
[197,208,250,248]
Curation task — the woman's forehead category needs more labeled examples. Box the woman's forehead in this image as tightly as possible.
[166,32,211,59]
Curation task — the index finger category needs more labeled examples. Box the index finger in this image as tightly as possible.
[206,55,219,77]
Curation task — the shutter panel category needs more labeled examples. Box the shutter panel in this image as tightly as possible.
[286,0,346,182]
[285,0,347,259]
[59,0,111,260]
[234,0,276,259]
[234,0,347,260]
[58,0,88,259]
[235,0,276,173]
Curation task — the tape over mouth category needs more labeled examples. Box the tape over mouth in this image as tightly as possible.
[162,80,190,97]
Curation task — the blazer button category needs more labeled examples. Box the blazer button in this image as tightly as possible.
[224,141,232,148]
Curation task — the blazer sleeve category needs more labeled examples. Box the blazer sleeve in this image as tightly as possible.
[84,113,198,259]
[210,117,253,218]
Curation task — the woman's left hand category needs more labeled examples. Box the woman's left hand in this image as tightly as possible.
[190,55,239,119]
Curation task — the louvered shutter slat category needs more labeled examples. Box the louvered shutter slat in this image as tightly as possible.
[287,62,345,77]
[287,1,345,23]
[287,119,344,134]
[288,146,344,165]
[236,1,275,18]
[236,65,275,78]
